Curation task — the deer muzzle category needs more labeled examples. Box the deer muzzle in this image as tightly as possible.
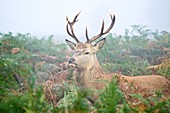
[68,57,75,64]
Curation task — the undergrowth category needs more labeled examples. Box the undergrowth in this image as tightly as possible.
[0,26,170,112]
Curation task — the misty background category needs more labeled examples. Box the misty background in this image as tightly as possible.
[0,0,170,42]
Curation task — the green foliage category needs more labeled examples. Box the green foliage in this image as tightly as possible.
[131,94,170,113]
[0,32,68,63]
[0,58,52,113]
[98,25,170,76]
[145,99,170,113]
[0,25,170,112]
[56,83,90,113]
[0,81,52,113]
[94,77,133,113]
[98,33,151,76]
[0,32,68,113]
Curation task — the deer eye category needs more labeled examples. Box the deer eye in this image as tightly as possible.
[84,52,90,55]
[77,53,81,56]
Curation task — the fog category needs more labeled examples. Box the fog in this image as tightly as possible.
[0,0,170,42]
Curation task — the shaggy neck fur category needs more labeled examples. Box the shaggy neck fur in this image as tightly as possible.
[74,54,103,87]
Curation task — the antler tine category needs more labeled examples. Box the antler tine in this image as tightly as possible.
[85,27,89,41]
[87,14,115,43]
[66,12,81,43]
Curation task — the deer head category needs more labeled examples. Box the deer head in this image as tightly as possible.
[65,12,115,71]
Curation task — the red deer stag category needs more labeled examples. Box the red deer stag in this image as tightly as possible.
[65,12,170,102]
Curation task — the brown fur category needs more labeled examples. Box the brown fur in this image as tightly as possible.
[73,64,170,102]
[117,75,170,102]
[65,13,170,103]
[66,40,170,103]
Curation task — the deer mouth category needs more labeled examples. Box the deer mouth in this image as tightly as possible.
[68,63,78,68]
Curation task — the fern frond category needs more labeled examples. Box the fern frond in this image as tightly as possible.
[146,58,170,69]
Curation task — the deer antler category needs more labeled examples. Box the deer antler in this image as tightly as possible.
[66,12,80,43]
[86,14,115,43]
[85,27,90,42]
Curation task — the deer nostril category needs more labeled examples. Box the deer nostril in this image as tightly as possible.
[68,58,75,64]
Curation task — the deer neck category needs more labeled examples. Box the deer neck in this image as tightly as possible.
[74,55,103,86]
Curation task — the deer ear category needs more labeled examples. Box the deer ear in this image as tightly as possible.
[65,39,76,50]
[94,38,106,51]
